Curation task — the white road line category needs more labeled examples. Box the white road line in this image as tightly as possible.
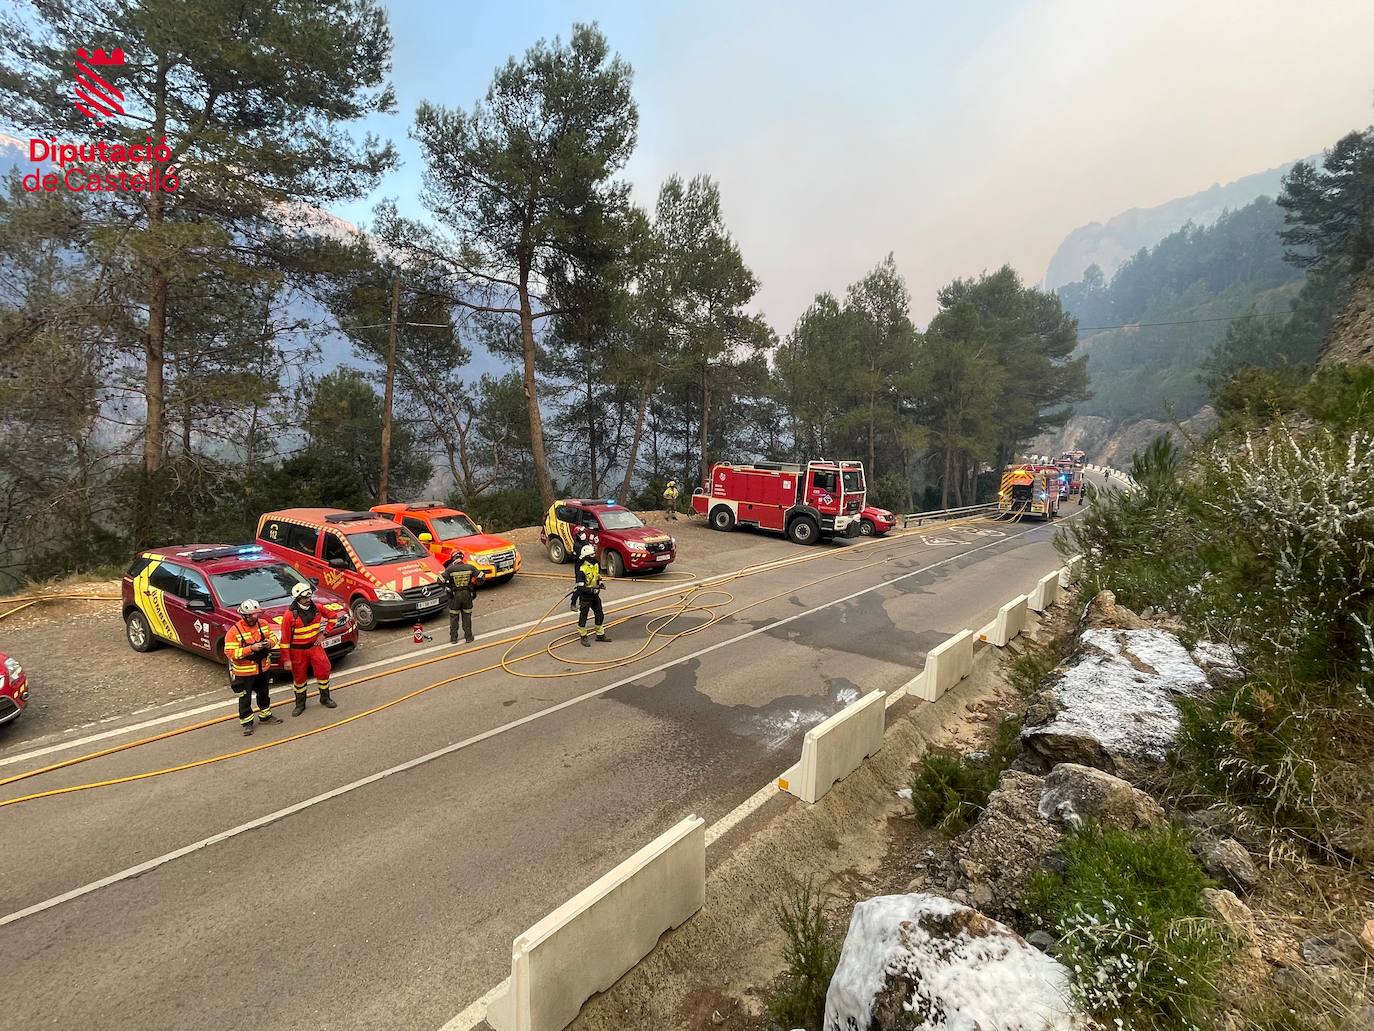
[1,520,1050,932]
[0,525,955,771]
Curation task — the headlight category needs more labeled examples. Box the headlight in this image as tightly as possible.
[627,541,647,552]
[4,657,21,679]
[376,589,402,602]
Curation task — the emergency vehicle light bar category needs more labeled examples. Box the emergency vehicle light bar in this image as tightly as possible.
[187,545,264,562]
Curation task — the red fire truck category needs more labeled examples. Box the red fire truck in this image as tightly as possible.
[1056,450,1086,502]
[690,460,867,545]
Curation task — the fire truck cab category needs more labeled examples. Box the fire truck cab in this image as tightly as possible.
[691,460,866,545]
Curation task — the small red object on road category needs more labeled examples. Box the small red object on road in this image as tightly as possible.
[413,623,424,644]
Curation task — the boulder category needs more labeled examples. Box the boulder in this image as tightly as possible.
[955,771,1062,920]
[1021,628,1213,783]
[1195,837,1261,893]
[1300,930,1368,967]
[1037,763,1167,830]
[1082,589,1149,630]
[824,893,1089,1031]
[1190,640,1245,681]
[1203,888,1258,942]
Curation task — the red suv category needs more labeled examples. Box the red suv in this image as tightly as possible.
[122,544,358,670]
[0,652,28,726]
[541,499,676,576]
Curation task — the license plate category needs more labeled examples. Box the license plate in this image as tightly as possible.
[653,554,670,562]
[496,560,513,570]
[322,634,343,649]
[418,597,443,610]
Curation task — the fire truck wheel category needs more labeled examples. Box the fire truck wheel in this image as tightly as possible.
[709,506,735,532]
[351,598,379,631]
[547,538,568,564]
[786,516,819,546]
[858,519,876,537]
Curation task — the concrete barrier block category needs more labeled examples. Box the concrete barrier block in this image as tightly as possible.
[1059,555,1084,587]
[779,690,886,804]
[985,594,1028,647]
[921,628,973,700]
[1029,570,1061,612]
[486,815,706,1031]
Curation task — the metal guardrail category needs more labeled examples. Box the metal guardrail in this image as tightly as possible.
[900,502,996,528]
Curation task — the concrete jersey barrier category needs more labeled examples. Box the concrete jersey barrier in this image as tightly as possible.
[977,593,1028,648]
[1029,569,1060,612]
[778,690,886,804]
[914,628,973,701]
[486,815,706,1031]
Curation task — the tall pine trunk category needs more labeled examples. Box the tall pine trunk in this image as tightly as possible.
[697,359,711,488]
[519,267,555,509]
[617,377,652,505]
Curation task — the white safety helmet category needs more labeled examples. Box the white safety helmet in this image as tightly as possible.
[577,544,597,562]
[291,582,313,602]
[238,598,262,615]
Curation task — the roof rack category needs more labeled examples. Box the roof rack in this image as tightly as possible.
[324,511,381,524]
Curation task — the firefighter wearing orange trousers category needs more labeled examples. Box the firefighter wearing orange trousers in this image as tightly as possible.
[280,582,338,717]
[226,599,284,736]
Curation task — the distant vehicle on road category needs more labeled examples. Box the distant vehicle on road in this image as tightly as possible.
[997,465,1061,521]
[691,460,867,544]
[858,505,899,537]
[121,544,358,670]
[0,651,29,725]
[256,509,447,630]
[370,501,520,584]
[541,500,676,577]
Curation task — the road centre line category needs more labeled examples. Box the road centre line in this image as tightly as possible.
[0,520,1051,930]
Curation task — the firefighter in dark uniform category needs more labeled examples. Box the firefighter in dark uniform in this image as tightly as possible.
[573,543,610,646]
[441,549,479,644]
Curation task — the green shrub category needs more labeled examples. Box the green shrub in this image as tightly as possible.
[767,878,840,1031]
[1026,825,1231,1031]
[1010,634,1075,696]
[909,716,1021,836]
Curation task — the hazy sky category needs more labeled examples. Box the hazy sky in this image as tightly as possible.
[336,0,1374,329]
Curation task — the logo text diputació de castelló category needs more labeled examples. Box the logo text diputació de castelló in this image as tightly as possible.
[23,46,179,194]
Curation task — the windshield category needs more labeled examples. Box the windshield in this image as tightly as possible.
[597,509,644,531]
[842,470,865,493]
[347,528,429,566]
[211,564,308,609]
[432,514,480,540]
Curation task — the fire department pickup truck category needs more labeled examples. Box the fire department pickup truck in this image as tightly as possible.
[370,502,521,583]
[691,460,867,544]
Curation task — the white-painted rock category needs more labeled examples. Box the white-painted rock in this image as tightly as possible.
[824,894,1088,1031]
[1021,628,1213,782]
[1038,762,1166,830]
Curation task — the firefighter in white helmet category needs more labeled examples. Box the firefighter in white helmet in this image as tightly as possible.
[573,543,609,647]
[225,599,283,736]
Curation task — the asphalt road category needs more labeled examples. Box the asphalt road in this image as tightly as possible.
[0,499,1099,1031]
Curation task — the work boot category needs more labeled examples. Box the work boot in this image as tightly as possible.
[319,687,337,709]
[291,693,307,717]
[596,632,611,643]
[465,634,474,644]
[580,634,592,648]
[242,722,255,737]
[259,713,283,726]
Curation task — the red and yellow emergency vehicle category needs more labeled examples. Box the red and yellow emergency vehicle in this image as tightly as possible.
[997,464,1062,520]
[256,509,447,630]
[370,502,521,584]
[690,460,867,545]
[1057,450,1086,501]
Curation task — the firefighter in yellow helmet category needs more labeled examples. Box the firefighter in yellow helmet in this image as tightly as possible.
[662,479,680,520]
[573,543,609,646]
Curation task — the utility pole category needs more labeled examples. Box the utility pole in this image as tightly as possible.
[379,271,400,503]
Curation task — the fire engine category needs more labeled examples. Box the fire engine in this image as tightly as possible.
[1056,450,1086,502]
[690,460,866,545]
[997,464,1061,520]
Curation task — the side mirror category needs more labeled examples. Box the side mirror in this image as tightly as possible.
[328,558,349,570]
[187,597,213,612]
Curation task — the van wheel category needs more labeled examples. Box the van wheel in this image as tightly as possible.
[603,549,625,578]
[351,598,378,631]
[125,609,159,652]
[547,538,568,564]
[787,516,819,546]
[709,506,735,532]
[858,519,875,537]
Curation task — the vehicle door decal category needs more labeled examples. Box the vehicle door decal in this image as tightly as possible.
[133,558,180,644]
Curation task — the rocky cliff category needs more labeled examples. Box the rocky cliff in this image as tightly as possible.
[1320,263,1374,367]
[1029,406,1218,467]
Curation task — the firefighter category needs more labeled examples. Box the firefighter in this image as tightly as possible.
[440,549,479,644]
[280,582,337,716]
[226,599,283,736]
[417,532,444,561]
[573,543,609,646]
[662,479,680,520]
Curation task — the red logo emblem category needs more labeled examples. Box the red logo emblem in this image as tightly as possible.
[74,47,126,126]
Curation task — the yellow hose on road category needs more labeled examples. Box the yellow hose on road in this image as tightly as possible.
[0,519,1000,807]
